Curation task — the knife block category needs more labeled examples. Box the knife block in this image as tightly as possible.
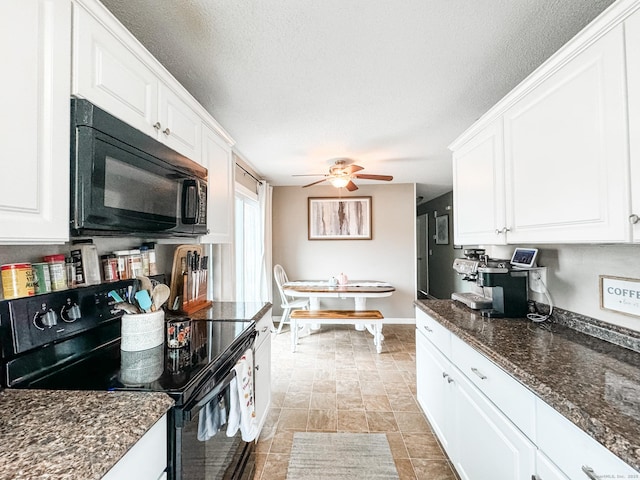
[168,245,212,315]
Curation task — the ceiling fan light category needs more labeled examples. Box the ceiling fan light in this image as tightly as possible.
[330,176,350,188]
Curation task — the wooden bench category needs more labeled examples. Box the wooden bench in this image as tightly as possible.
[290,309,384,353]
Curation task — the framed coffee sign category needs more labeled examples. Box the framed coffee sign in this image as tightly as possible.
[600,275,640,318]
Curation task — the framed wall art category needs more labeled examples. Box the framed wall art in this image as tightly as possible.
[308,196,372,240]
[435,214,449,245]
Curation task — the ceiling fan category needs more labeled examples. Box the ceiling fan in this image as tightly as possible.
[294,159,393,191]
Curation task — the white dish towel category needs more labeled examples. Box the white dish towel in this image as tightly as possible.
[226,348,259,441]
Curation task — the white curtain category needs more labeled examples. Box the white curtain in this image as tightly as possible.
[257,181,273,303]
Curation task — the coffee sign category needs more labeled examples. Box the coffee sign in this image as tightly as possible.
[600,275,640,318]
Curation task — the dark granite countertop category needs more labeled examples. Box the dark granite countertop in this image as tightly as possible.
[415,299,640,472]
[0,389,173,480]
[178,301,272,322]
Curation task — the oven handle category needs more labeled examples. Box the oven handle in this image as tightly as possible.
[180,368,237,424]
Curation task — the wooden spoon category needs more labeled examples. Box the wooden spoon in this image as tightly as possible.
[151,284,171,311]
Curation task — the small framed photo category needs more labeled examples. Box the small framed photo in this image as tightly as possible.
[308,196,372,240]
[435,215,449,245]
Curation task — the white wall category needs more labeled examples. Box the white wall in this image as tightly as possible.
[487,244,640,332]
[272,184,416,319]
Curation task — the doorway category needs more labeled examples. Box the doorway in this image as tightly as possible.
[416,214,429,298]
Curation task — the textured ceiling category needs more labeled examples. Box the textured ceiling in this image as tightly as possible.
[101,0,615,201]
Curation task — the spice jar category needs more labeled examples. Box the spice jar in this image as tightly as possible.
[43,254,67,291]
[114,250,130,280]
[128,249,143,278]
[101,254,118,282]
[32,262,52,294]
[140,246,150,276]
[1,263,35,299]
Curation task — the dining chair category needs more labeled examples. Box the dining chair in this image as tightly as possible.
[273,264,309,334]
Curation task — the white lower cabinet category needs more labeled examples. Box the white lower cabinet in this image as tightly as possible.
[415,307,638,480]
[102,414,167,480]
[536,398,637,480]
[452,368,535,480]
[416,309,535,480]
[253,310,272,436]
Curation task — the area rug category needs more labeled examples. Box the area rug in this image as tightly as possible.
[286,432,399,479]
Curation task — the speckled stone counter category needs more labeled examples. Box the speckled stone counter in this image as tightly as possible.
[179,301,271,322]
[0,389,173,480]
[415,299,640,472]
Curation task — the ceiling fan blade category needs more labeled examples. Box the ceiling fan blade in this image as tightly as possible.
[343,164,364,175]
[352,174,393,181]
[345,180,359,191]
[302,178,329,188]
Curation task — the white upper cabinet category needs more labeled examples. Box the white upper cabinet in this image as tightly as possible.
[627,7,640,242]
[450,1,640,245]
[452,120,506,245]
[72,0,202,164]
[0,0,71,244]
[200,124,234,244]
[503,24,628,243]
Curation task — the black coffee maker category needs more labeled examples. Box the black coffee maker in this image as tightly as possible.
[477,266,528,318]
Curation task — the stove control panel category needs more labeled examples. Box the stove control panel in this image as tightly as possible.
[0,280,133,356]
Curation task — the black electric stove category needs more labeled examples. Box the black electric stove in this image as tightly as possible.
[0,279,258,480]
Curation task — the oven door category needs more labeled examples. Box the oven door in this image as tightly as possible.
[172,369,255,480]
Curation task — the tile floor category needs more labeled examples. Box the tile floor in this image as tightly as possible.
[254,323,459,480]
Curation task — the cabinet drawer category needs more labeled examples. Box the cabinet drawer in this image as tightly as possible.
[536,398,636,479]
[254,310,273,351]
[451,333,535,441]
[415,308,451,356]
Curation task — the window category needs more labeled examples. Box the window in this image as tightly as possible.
[235,185,261,302]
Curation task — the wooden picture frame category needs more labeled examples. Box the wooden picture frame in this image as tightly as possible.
[308,196,372,240]
[435,214,449,245]
[599,275,640,318]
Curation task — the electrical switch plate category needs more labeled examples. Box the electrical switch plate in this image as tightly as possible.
[528,267,547,294]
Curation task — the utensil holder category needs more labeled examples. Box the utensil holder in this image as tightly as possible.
[120,309,165,352]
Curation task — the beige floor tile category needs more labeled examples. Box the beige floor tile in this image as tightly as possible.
[277,408,308,431]
[337,409,369,432]
[336,392,364,410]
[312,379,337,393]
[395,412,432,434]
[269,431,294,454]
[307,409,338,431]
[282,391,311,409]
[366,411,399,432]
[394,458,417,480]
[402,432,446,459]
[260,453,290,480]
[386,432,409,459]
[411,459,458,480]
[362,394,392,411]
[360,380,387,395]
[310,391,337,409]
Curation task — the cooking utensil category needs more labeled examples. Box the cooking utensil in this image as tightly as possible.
[113,301,141,314]
[136,275,153,296]
[135,290,153,313]
[108,290,125,303]
[151,283,171,311]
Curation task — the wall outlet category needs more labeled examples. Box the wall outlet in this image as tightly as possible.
[528,267,547,294]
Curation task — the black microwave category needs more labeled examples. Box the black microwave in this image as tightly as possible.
[70,99,207,237]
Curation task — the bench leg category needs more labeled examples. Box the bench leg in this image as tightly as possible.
[291,319,298,353]
[374,324,383,354]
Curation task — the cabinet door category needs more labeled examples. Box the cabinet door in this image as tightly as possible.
[451,369,536,480]
[503,24,628,243]
[253,332,271,435]
[452,120,506,245]
[73,3,159,138]
[158,84,202,164]
[0,0,71,244]
[627,8,640,242]
[416,329,453,453]
[535,451,570,480]
[200,124,234,243]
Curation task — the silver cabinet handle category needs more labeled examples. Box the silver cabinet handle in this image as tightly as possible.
[581,466,598,480]
[471,367,487,380]
[630,214,640,225]
[260,326,269,333]
[531,476,541,480]
[153,122,161,130]
[447,376,454,384]
[255,364,260,371]
[163,127,171,136]
[423,325,433,333]
[442,372,449,379]
[495,229,502,235]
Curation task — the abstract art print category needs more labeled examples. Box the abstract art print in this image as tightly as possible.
[308,197,372,240]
